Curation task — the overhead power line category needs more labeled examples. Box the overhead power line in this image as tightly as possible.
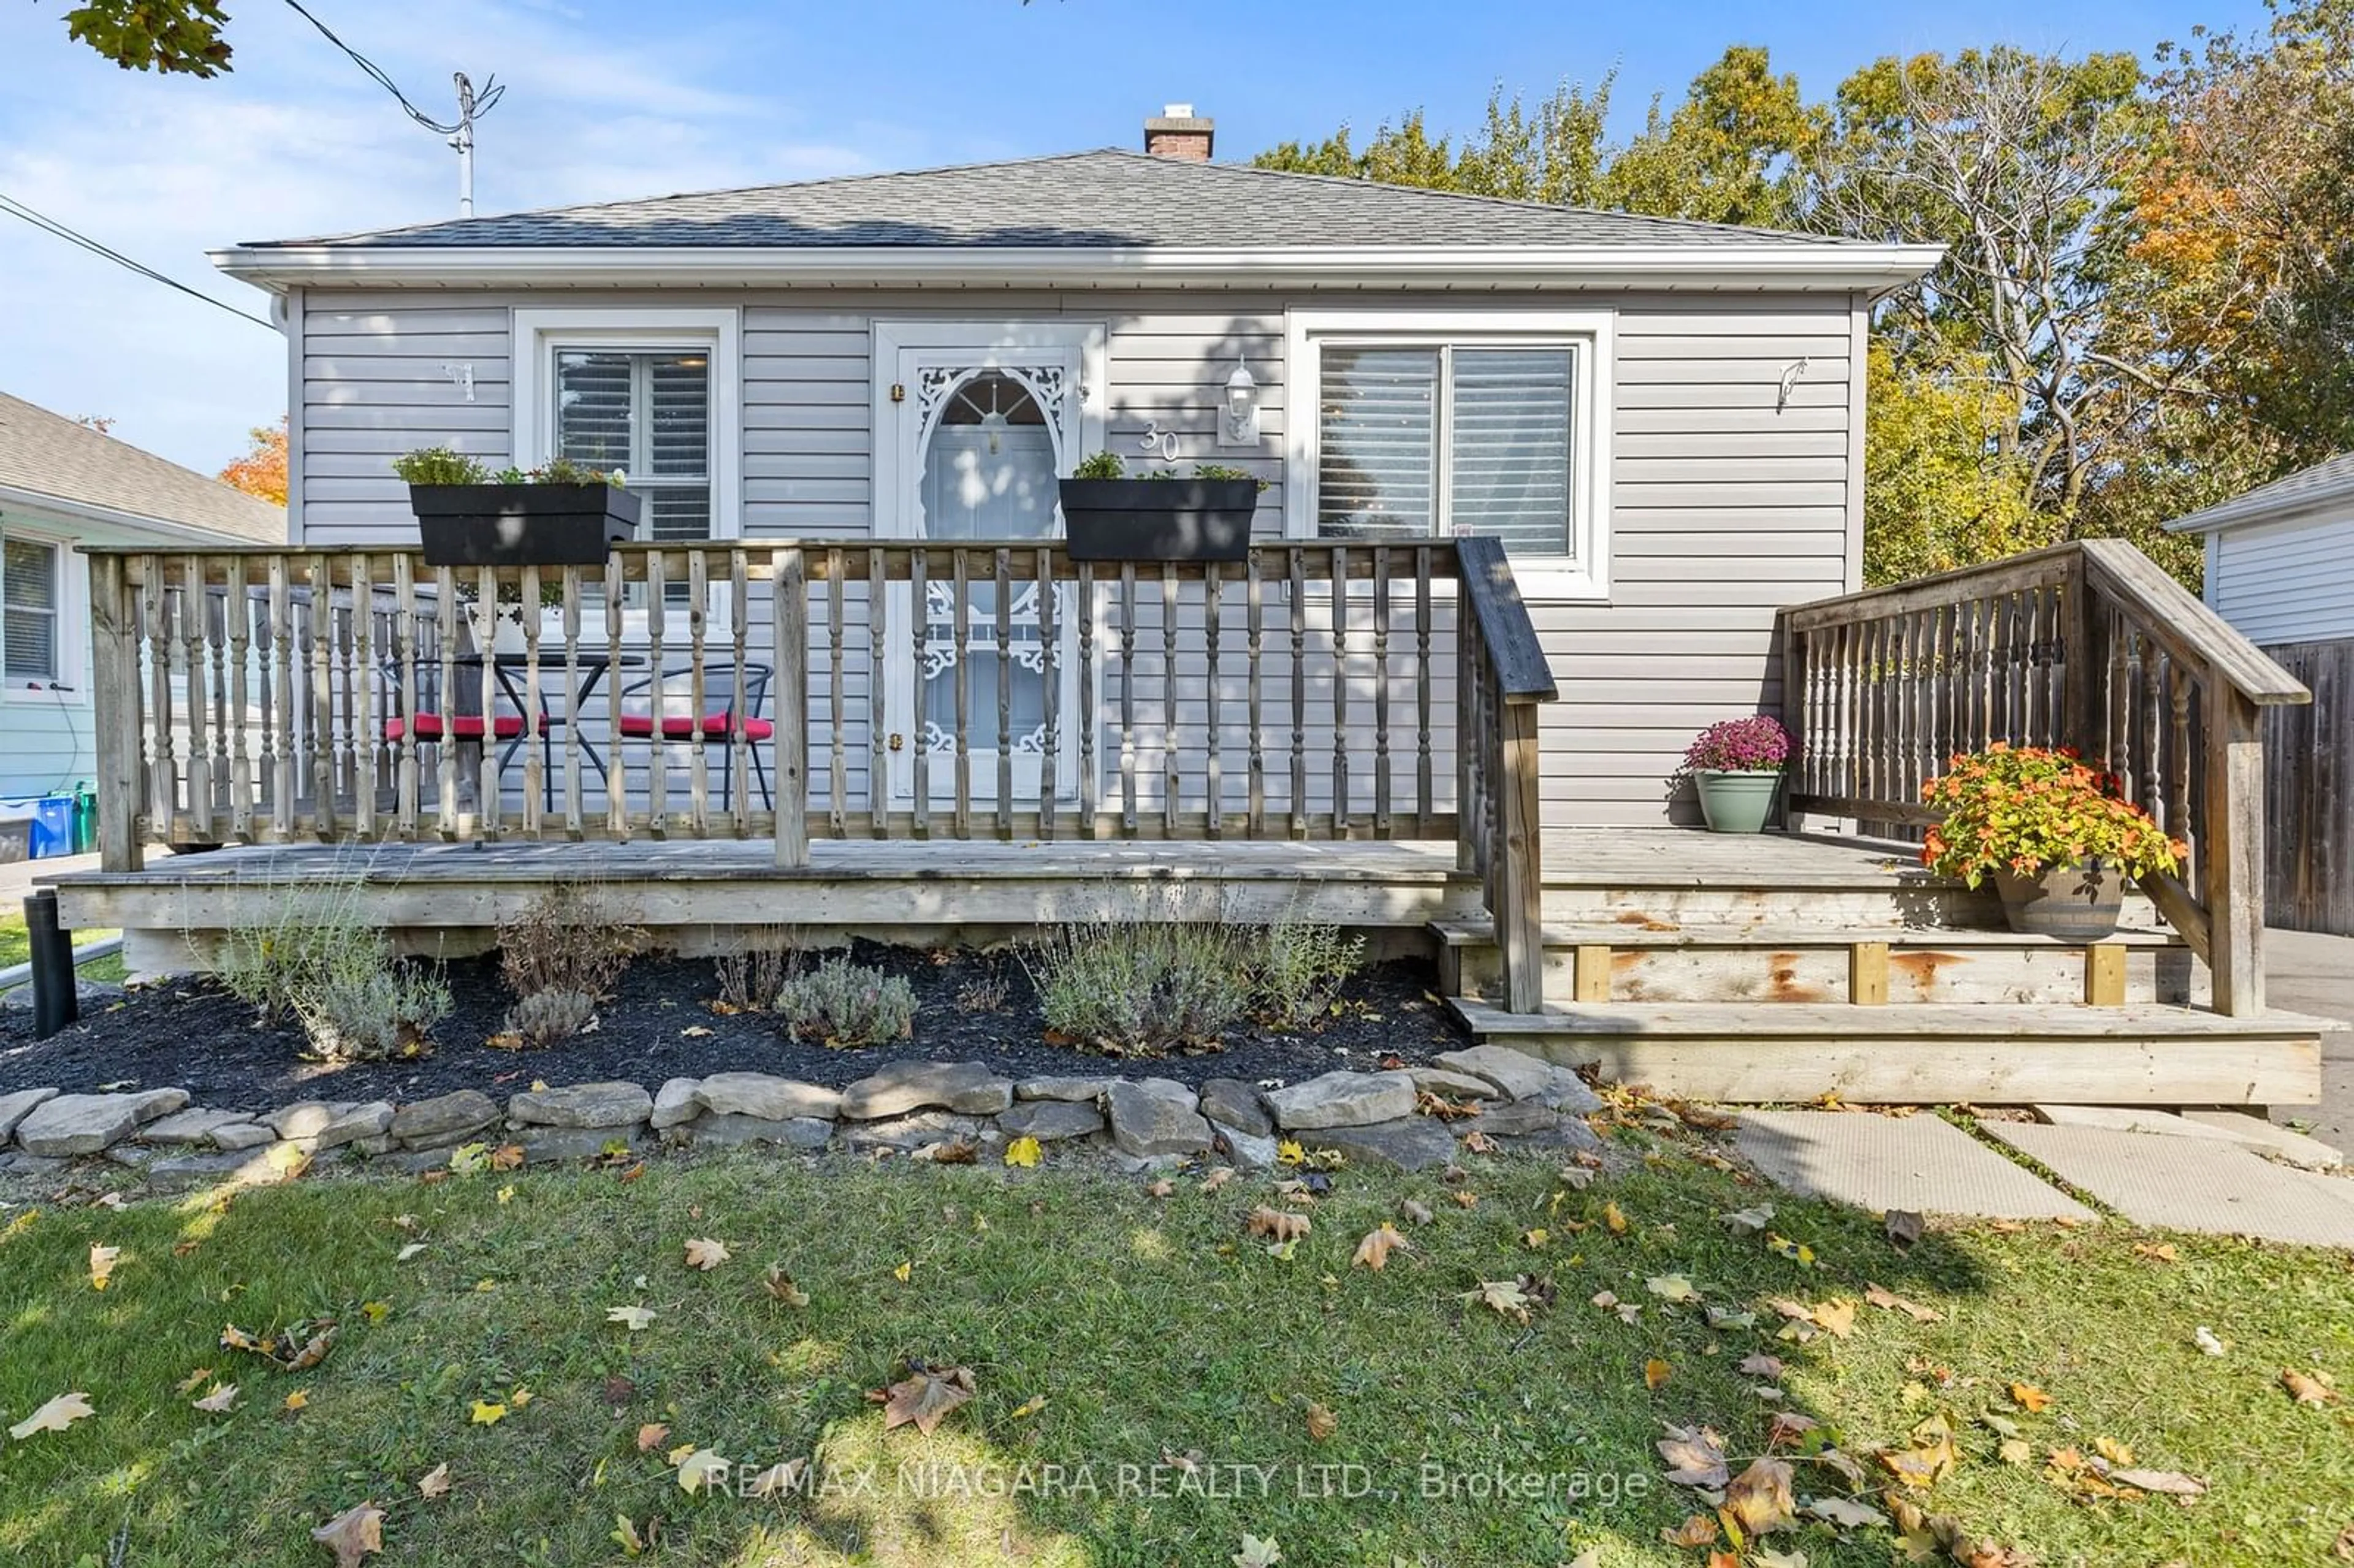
[0,192,276,330]
[280,0,507,215]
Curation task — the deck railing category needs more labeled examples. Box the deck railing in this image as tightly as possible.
[86,538,1560,1008]
[1778,539,2311,1015]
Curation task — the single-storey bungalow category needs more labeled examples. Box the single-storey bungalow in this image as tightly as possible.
[0,392,284,853]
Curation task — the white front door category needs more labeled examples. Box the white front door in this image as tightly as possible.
[874,322,1103,809]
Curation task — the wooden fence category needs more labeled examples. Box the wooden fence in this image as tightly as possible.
[2255,637,2352,937]
[1778,539,2312,1015]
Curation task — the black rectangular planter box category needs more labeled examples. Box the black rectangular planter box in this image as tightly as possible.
[1057,478,1257,562]
[409,483,644,568]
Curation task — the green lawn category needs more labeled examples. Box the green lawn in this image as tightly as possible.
[0,1129,2348,1566]
[0,913,126,988]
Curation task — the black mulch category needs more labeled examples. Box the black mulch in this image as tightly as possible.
[0,943,1471,1114]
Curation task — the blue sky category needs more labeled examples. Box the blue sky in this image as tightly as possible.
[0,0,2274,476]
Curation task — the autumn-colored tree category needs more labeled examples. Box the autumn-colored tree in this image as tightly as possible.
[55,0,232,75]
[1604,46,1824,227]
[1861,343,2043,585]
[218,417,288,506]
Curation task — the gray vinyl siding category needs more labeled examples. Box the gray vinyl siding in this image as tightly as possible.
[2207,512,2354,645]
[287,284,1854,828]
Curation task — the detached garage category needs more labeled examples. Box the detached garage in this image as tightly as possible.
[2169,452,2354,936]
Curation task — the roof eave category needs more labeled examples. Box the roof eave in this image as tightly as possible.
[2165,481,2354,536]
[210,242,1945,294]
[0,482,284,547]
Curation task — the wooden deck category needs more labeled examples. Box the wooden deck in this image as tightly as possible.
[39,826,2328,1106]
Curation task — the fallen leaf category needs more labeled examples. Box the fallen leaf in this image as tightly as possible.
[878,1364,977,1436]
[2284,1368,2341,1406]
[1866,1284,1943,1322]
[2009,1382,2052,1413]
[1766,1411,1820,1449]
[88,1244,120,1292]
[1721,1205,1776,1235]
[1232,1535,1283,1568]
[1304,1401,1338,1441]
[2194,1326,2228,1357]
[470,1400,508,1426]
[9,1391,94,1440]
[1145,1178,1175,1198]
[1880,1412,1960,1488]
[638,1423,670,1452]
[680,1025,714,1038]
[1009,1394,1047,1419]
[611,1515,647,1556]
[488,1144,524,1171]
[175,1367,213,1395]
[2094,1435,2136,1466]
[1401,1198,1433,1225]
[1523,1227,1550,1250]
[1661,1513,1720,1547]
[1246,1207,1311,1244]
[606,1305,657,1332]
[891,1261,912,1282]
[416,1463,451,1500]
[683,1238,731,1272]
[1644,1357,1673,1390]
[676,1447,731,1492]
[1811,1298,1857,1338]
[1884,1208,1924,1249]
[1602,1200,1629,1233]
[192,1383,239,1414]
[395,1243,428,1263]
[310,1501,384,1567]
[1998,1438,2033,1466]
[1739,1353,1785,1379]
[1200,1167,1235,1194]
[1647,1272,1701,1304]
[1657,1423,1730,1488]
[1004,1136,1042,1168]
[1753,1548,1810,1568]
[1352,1223,1409,1271]
[1805,1494,1887,1529]
[1450,1190,1479,1209]
[2111,1466,2207,1496]
[763,1266,811,1307]
[745,1458,806,1498]
[2133,1241,2179,1263]
[1465,1279,1535,1323]
[1723,1455,1797,1534]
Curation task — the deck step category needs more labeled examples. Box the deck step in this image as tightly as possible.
[1447,999,2328,1106]
[1434,921,2199,1008]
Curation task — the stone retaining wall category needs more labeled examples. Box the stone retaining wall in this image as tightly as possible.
[0,1046,1602,1191]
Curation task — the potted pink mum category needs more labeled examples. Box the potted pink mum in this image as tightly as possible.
[1683,716,1790,834]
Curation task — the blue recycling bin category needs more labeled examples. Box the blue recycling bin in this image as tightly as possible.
[28,796,73,859]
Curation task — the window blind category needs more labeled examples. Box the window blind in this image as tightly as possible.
[1316,346,1438,539]
[1448,348,1574,557]
[2,537,58,682]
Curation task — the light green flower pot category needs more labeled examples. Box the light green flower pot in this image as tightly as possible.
[1694,769,1781,834]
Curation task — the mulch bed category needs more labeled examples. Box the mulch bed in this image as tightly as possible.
[0,942,1470,1115]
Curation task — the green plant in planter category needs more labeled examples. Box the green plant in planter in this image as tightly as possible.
[1920,745,2184,888]
[1680,715,1789,834]
[391,446,491,485]
[1072,450,1127,480]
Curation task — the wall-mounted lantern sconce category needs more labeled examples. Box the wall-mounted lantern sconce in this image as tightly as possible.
[1219,356,1259,447]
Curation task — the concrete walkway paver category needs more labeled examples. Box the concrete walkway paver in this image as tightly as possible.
[1984,1121,2354,1247]
[1737,1109,2094,1222]
[2178,1109,2342,1170]
[2265,926,2354,1152]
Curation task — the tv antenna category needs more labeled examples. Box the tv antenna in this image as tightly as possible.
[282,1,507,215]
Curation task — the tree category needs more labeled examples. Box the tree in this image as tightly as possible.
[1256,77,1617,205]
[219,417,288,506]
[1862,343,2041,584]
[53,0,232,75]
[1603,46,1824,227]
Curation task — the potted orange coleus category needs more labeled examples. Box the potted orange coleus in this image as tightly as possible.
[1920,744,2186,940]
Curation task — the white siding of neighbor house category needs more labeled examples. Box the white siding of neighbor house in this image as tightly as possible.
[290,285,1857,828]
[2206,511,2354,646]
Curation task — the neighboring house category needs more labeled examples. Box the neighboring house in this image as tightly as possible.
[0,392,284,812]
[2168,452,2354,936]
[209,108,1940,827]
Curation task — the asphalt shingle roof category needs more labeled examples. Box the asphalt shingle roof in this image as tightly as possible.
[2168,451,2354,533]
[0,393,286,545]
[246,150,1851,252]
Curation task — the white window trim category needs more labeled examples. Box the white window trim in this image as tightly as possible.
[0,519,80,702]
[509,306,742,541]
[1282,307,1613,603]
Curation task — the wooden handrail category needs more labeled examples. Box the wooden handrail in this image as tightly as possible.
[1453,536,1559,704]
[1777,539,2310,1016]
[1453,535,1560,1012]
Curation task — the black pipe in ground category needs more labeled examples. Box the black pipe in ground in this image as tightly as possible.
[25,889,78,1040]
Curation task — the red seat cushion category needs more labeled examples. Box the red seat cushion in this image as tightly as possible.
[384,712,544,742]
[617,712,773,741]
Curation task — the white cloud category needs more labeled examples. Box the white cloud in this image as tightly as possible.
[0,0,891,472]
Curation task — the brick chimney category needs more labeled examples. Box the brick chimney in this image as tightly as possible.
[1143,104,1214,162]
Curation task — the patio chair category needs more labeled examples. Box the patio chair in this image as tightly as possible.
[378,655,554,806]
[615,662,774,812]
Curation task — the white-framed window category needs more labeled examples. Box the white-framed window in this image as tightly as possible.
[1283,309,1613,601]
[510,307,741,547]
[2,530,62,687]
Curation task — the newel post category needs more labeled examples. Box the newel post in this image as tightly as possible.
[1496,699,1546,1014]
[772,546,810,869]
[87,552,145,873]
[2061,547,2104,765]
[2204,678,2265,1016]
